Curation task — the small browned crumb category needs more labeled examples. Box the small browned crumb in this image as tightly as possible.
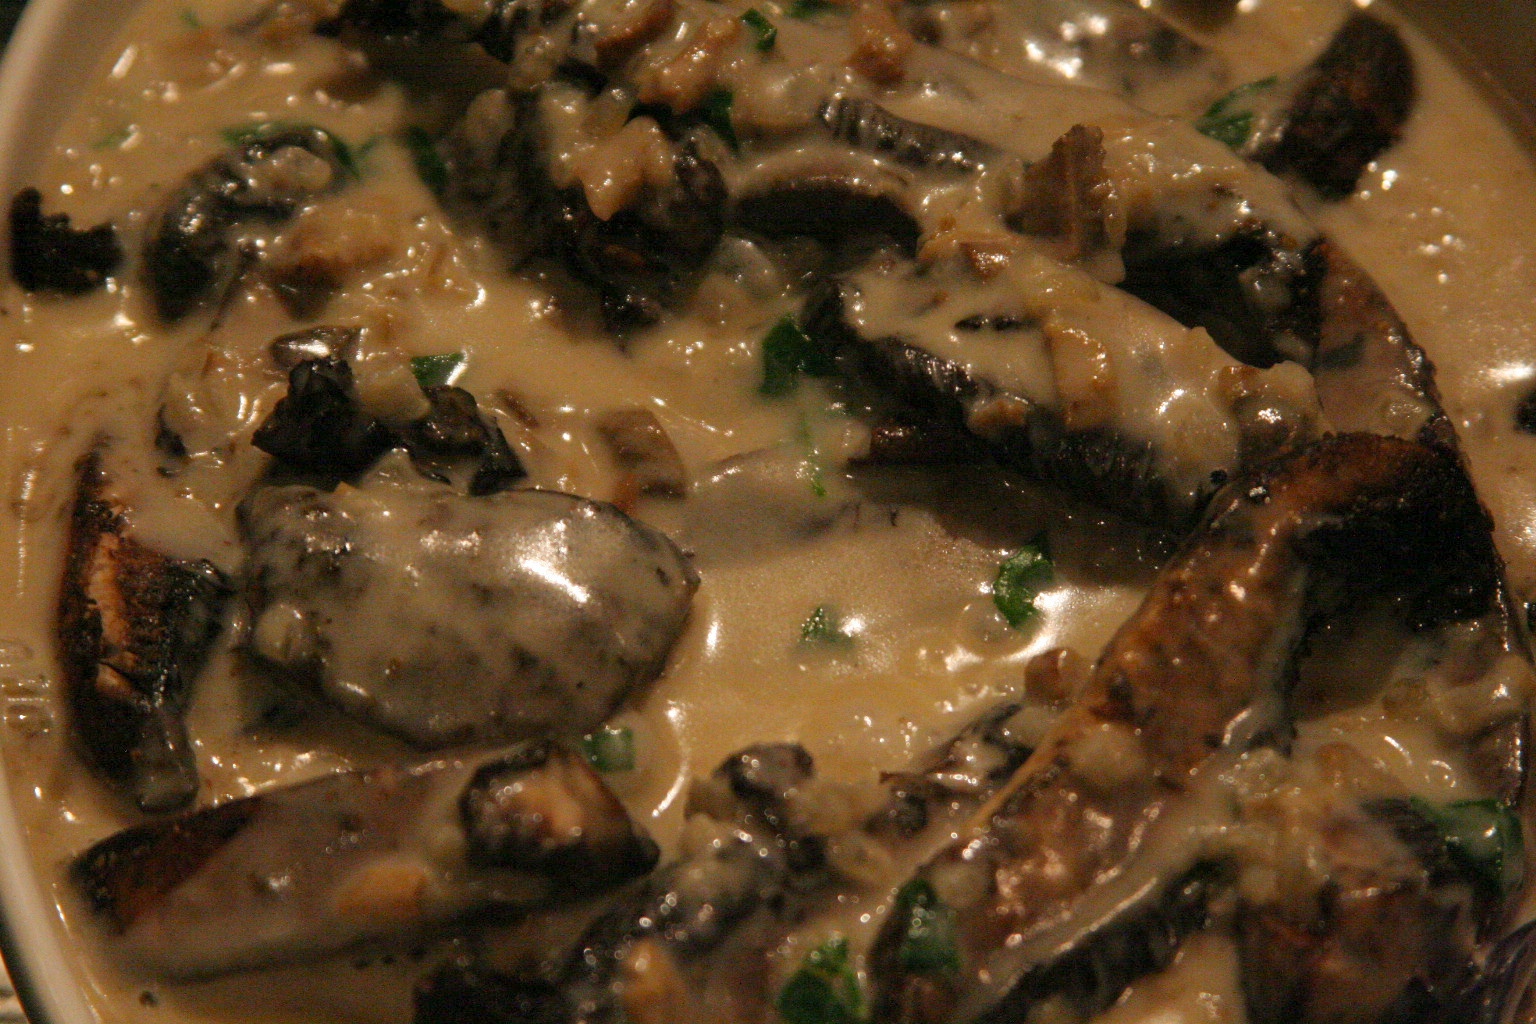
[1013,124,1112,262]
[637,16,740,113]
[849,0,915,85]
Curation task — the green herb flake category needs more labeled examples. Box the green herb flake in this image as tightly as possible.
[777,937,864,1024]
[1413,797,1525,897]
[993,542,1052,629]
[759,315,832,397]
[787,0,839,19]
[699,88,739,153]
[793,413,830,499]
[893,879,961,974]
[219,122,360,178]
[94,126,135,151]
[402,126,449,197]
[179,7,203,29]
[742,8,778,51]
[582,726,637,773]
[410,352,467,389]
[1194,76,1277,151]
[801,606,854,645]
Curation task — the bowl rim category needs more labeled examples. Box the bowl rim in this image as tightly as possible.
[0,2,1530,1024]
[0,3,140,1020]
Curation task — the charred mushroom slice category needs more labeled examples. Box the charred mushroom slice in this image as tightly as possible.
[72,742,658,977]
[241,471,697,746]
[871,434,1503,1023]
[551,743,841,1022]
[1119,227,1320,371]
[1250,12,1416,200]
[145,126,355,321]
[416,961,570,1024]
[869,699,1039,840]
[57,452,231,813]
[330,0,574,61]
[8,187,123,294]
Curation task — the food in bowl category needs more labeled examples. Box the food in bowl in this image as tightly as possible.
[2,0,1536,1021]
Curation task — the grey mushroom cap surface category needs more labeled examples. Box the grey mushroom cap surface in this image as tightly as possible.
[73,742,658,978]
[240,469,698,746]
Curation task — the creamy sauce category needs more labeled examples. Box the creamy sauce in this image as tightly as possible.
[0,1,1533,1022]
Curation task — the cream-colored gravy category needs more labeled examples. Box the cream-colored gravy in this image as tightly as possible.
[0,1,1533,1022]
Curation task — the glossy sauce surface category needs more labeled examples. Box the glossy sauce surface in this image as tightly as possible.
[0,1,1533,1022]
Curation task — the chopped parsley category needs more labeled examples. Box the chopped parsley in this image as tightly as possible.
[1413,797,1525,898]
[801,606,854,645]
[759,315,833,397]
[1194,77,1277,151]
[402,126,449,197]
[993,542,1052,629]
[787,0,839,18]
[699,88,739,153]
[410,352,467,389]
[777,937,864,1024]
[892,879,961,974]
[742,8,778,51]
[582,726,636,773]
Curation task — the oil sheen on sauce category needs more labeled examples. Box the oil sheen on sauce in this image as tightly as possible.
[0,1,1531,1022]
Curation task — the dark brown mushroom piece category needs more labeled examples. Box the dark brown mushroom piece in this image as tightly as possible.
[733,174,921,259]
[1011,124,1112,262]
[448,89,727,333]
[801,275,1199,529]
[404,385,526,496]
[871,434,1507,1023]
[73,742,658,978]
[57,452,231,813]
[817,96,1001,174]
[8,187,123,294]
[268,325,363,371]
[145,126,354,322]
[251,356,395,482]
[1253,12,1416,199]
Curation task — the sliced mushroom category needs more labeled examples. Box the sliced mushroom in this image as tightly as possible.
[870,434,1503,1022]
[731,151,921,258]
[73,742,658,977]
[1250,12,1416,200]
[145,126,354,321]
[57,451,231,813]
[240,468,697,746]
[405,385,527,496]
[452,87,728,332]
[803,253,1325,528]
[817,96,1002,174]
[1236,801,1475,1024]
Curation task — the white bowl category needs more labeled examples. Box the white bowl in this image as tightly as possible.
[0,2,1529,1023]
